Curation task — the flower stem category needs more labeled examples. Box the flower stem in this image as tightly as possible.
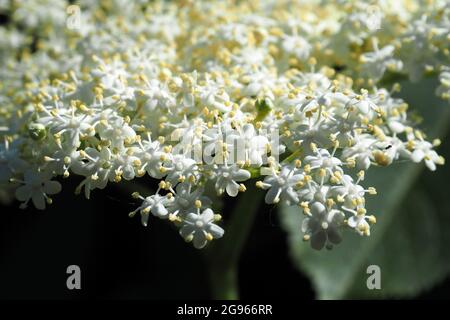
[205,182,264,299]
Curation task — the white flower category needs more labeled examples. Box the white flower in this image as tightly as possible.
[304,148,343,178]
[98,118,136,149]
[163,154,199,185]
[347,213,372,236]
[179,208,224,249]
[281,34,311,61]
[342,134,377,170]
[411,140,444,171]
[214,164,251,197]
[73,147,116,199]
[350,90,378,115]
[234,124,269,166]
[15,170,61,210]
[136,137,167,179]
[360,44,403,81]
[167,183,211,217]
[39,108,94,148]
[329,175,366,209]
[302,202,345,250]
[258,165,303,205]
[130,193,174,226]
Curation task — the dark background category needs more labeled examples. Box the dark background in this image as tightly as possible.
[0,176,449,300]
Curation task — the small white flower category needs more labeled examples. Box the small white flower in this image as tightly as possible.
[73,147,117,199]
[234,124,269,166]
[347,213,372,236]
[214,164,251,197]
[281,34,311,61]
[302,202,345,250]
[342,134,377,170]
[304,148,343,178]
[15,170,61,210]
[136,137,167,179]
[258,165,303,205]
[179,208,224,249]
[167,183,211,217]
[360,44,403,81]
[163,154,199,185]
[329,175,365,209]
[130,193,174,226]
[411,140,444,171]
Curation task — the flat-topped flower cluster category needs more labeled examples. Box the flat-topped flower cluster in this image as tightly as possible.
[0,0,448,249]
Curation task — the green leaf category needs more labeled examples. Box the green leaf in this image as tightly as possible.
[280,78,450,299]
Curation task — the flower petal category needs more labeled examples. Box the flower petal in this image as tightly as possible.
[193,233,207,249]
[31,192,45,210]
[44,181,62,195]
[208,224,224,239]
[226,181,239,197]
[15,185,31,202]
[311,230,327,250]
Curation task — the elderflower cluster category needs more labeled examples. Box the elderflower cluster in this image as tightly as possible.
[0,0,448,250]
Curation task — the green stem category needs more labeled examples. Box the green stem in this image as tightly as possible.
[207,263,239,300]
[205,182,264,299]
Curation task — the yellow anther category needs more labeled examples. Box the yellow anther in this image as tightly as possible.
[346,158,356,168]
[358,223,369,233]
[357,207,367,216]
[205,233,214,241]
[132,192,140,199]
[368,187,377,195]
[326,198,335,208]
[433,139,441,147]
[373,150,390,166]
[318,168,326,177]
[293,140,302,147]
[357,170,365,180]
[303,164,311,173]
[158,181,166,189]
[300,201,310,214]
